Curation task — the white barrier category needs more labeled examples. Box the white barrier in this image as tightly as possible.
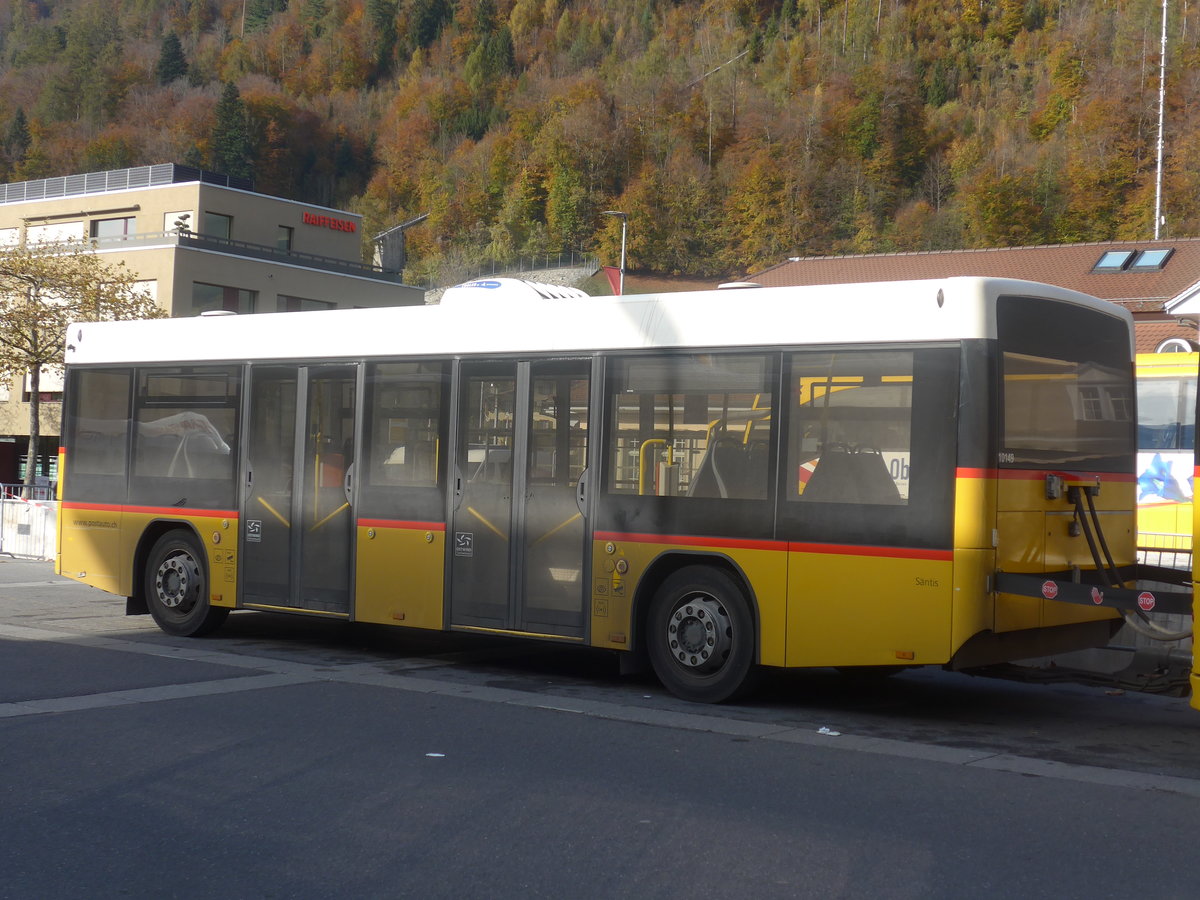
[0,497,57,560]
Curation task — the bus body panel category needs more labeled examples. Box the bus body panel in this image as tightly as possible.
[950,548,995,653]
[952,469,996,553]
[948,468,998,655]
[994,473,1127,632]
[58,502,124,595]
[785,546,953,666]
[355,521,445,629]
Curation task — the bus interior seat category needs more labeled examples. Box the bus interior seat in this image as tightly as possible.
[745,440,770,499]
[854,448,902,504]
[802,445,900,505]
[688,435,744,499]
[798,444,855,502]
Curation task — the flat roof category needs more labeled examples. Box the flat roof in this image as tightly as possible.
[0,164,253,206]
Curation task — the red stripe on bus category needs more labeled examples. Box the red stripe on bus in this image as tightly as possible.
[594,531,951,561]
[972,469,1137,483]
[956,467,999,479]
[358,519,446,531]
[61,501,237,518]
[593,531,788,552]
[788,542,953,561]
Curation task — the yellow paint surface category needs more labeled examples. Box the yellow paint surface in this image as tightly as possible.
[787,551,953,666]
[355,525,445,629]
[58,506,124,596]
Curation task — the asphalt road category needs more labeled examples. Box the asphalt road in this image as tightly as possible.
[3,557,1199,899]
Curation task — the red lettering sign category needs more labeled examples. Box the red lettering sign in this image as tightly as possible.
[1041,580,1058,600]
[302,211,358,233]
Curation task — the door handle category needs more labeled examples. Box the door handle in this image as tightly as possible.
[453,467,465,511]
[343,462,355,506]
[575,469,588,516]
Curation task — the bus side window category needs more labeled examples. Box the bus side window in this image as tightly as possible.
[129,367,240,508]
[789,350,912,506]
[607,353,772,499]
[68,370,132,480]
[365,362,445,489]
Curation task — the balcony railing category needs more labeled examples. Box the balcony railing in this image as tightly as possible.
[91,230,403,283]
[427,250,600,290]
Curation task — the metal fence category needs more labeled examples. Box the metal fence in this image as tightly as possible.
[1138,531,1192,571]
[0,485,56,560]
[426,251,599,290]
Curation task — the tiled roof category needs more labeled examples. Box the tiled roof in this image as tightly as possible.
[1133,320,1200,354]
[751,239,1200,311]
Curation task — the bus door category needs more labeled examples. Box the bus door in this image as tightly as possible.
[242,364,358,615]
[449,360,591,637]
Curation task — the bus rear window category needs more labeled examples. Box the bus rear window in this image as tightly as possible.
[997,296,1133,471]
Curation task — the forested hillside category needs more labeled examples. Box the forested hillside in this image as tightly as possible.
[0,0,1196,283]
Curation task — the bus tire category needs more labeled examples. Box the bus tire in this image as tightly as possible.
[144,531,229,638]
[647,565,758,703]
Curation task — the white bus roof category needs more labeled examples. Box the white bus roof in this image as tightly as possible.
[65,276,1132,366]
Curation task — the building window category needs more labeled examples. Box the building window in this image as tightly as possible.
[1130,248,1174,270]
[26,222,85,244]
[277,295,335,312]
[192,282,255,314]
[1155,337,1197,353]
[164,211,192,234]
[277,225,293,251]
[201,212,232,239]
[90,216,137,240]
[1092,250,1133,272]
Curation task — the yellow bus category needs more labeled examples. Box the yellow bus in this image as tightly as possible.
[1136,352,1197,549]
[57,276,1156,703]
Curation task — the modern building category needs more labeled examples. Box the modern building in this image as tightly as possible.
[751,239,1200,353]
[0,163,425,484]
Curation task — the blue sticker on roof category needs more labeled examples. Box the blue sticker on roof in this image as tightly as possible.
[459,280,503,289]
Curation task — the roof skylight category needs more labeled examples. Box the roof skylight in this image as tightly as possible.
[1093,250,1134,271]
[1129,248,1174,270]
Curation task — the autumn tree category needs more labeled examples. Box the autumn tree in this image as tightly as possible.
[0,240,163,490]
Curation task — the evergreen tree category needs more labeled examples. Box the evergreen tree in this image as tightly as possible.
[5,109,31,163]
[366,0,398,77]
[244,0,286,34]
[156,33,188,85]
[211,83,253,180]
[407,0,453,50]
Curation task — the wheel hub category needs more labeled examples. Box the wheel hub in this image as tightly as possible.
[666,593,733,671]
[155,554,197,609]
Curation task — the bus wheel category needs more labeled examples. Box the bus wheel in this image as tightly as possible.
[145,532,229,638]
[647,566,757,703]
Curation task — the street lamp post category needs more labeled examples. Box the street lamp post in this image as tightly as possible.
[601,210,627,295]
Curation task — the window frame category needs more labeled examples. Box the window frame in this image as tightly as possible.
[596,349,780,541]
[127,365,242,510]
[776,344,960,550]
[357,359,450,523]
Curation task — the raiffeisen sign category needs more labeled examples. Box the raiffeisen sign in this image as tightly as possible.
[302,211,357,232]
